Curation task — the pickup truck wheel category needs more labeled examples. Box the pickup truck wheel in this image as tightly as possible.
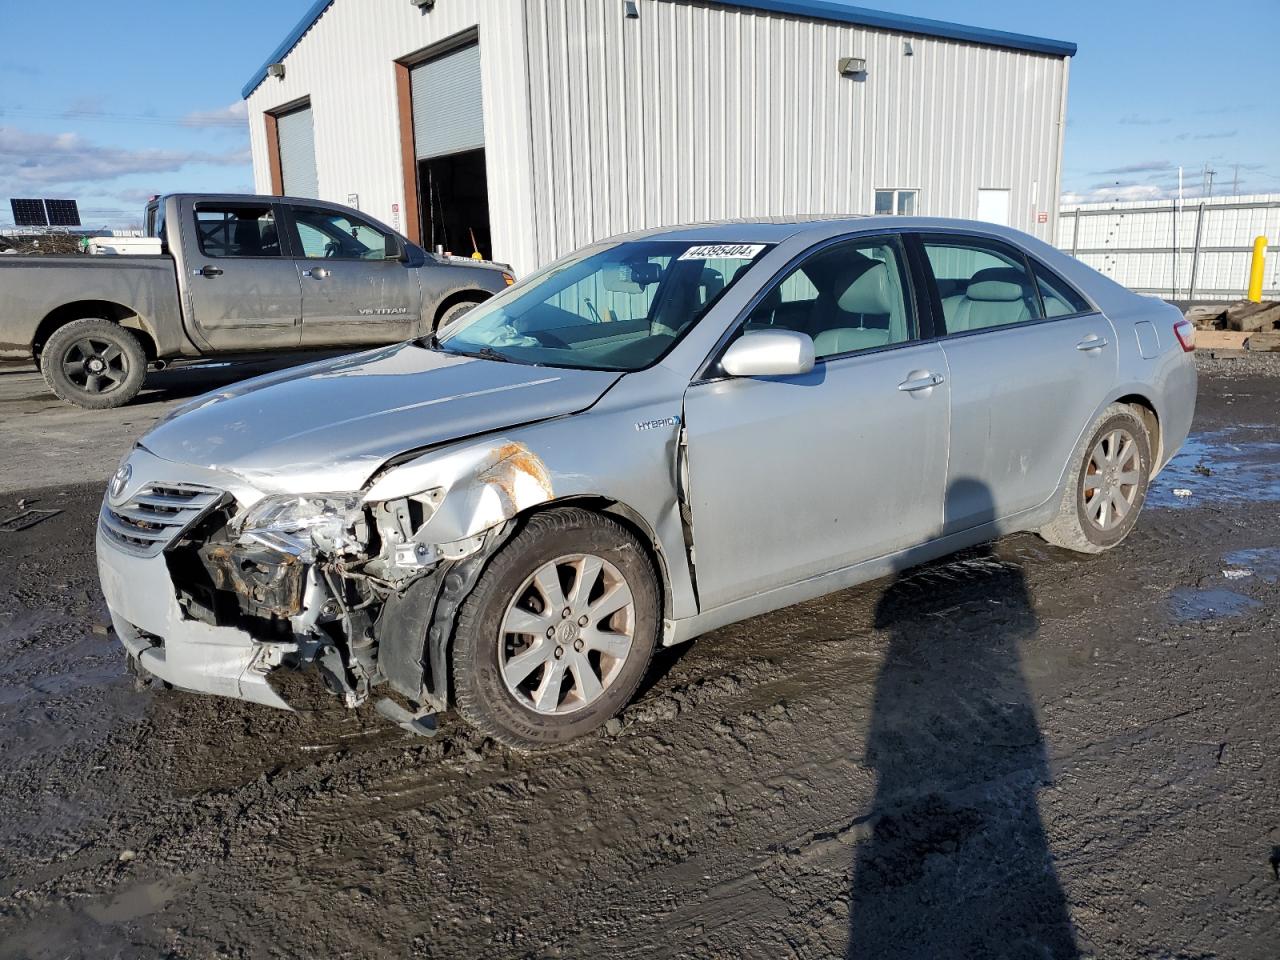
[436,297,485,330]
[452,508,659,750]
[40,319,146,409]
[1040,403,1152,554]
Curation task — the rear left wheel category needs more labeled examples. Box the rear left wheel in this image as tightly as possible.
[40,318,146,409]
[452,508,659,750]
[1040,403,1153,554]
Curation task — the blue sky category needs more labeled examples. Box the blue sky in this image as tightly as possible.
[1,0,1276,228]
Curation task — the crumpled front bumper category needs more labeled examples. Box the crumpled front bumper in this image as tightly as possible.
[96,526,291,710]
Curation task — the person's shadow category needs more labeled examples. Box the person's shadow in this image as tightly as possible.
[846,478,1079,959]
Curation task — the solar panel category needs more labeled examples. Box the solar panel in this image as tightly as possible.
[44,199,81,227]
[10,199,48,227]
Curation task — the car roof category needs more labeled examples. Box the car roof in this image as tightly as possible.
[624,215,1036,244]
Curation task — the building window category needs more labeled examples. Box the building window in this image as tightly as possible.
[875,189,918,216]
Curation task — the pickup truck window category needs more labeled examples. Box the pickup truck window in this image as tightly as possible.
[290,206,389,260]
[195,205,282,258]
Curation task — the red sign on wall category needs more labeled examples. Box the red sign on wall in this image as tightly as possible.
[1037,211,1049,223]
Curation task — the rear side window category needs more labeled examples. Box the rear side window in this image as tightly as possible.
[195,205,281,258]
[1030,264,1091,317]
[922,237,1042,334]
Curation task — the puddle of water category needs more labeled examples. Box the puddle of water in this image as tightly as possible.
[84,879,180,924]
[1149,426,1280,509]
[1168,587,1263,622]
[1222,547,1280,584]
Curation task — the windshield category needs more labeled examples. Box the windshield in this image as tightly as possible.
[435,240,770,370]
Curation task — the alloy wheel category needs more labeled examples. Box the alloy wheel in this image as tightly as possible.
[62,337,130,394]
[498,553,635,715]
[1082,427,1142,531]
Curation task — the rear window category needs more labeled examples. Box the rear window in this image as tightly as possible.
[1030,263,1091,317]
[194,205,282,258]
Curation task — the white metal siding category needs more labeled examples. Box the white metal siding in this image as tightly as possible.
[411,42,485,159]
[1058,194,1280,299]
[276,105,319,198]
[521,0,1066,267]
[246,0,1067,277]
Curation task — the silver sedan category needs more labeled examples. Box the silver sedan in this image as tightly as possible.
[97,217,1197,747]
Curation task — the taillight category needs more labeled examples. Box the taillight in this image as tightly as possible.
[1173,319,1196,352]
[502,272,515,286]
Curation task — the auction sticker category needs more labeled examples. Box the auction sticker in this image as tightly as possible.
[679,243,767,261]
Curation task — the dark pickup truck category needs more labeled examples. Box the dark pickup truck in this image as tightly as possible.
[0,193,512,408]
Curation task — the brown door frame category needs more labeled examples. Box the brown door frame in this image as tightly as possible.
[394,61,422,246]
[263,112,284,195]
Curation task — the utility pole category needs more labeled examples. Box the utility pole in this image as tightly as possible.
[1232,164,1240,195]
[1204,164,1216,198]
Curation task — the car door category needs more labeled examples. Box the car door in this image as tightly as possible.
[682,234,950,610]
[183,201,302,350]
[917,232,1118,532]
[286,204,424,346]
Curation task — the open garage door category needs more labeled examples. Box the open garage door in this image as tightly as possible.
[411,42,491,259]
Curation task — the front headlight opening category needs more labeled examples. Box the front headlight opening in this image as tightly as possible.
[238,493,364,550]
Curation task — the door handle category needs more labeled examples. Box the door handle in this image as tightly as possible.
[193,265,223,278]
[303,267,331,280]
[1075,334,1108,351]
[897,372,945,393]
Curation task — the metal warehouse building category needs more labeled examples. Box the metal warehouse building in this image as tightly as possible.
[243,0,1075,276]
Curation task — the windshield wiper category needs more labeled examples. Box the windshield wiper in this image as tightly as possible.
[444,345,522,364]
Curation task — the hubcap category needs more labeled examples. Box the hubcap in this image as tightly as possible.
[498,553,635,715]
[62,337,129,394]
[1082,427,1142,531]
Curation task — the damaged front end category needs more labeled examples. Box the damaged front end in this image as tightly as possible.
[162,442,554,725]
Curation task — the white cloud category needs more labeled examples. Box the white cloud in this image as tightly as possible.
[0,125,248,193]
[181,101,249,129]
[1061,184,1168,205]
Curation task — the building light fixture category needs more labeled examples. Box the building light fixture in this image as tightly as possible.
[267,63,285,80]
[837,57,866,78]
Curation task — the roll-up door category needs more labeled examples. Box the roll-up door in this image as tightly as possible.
[276,104,319,198]
[410,43,484,160]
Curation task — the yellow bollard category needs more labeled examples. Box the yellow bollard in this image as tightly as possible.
[1247,235,1266,302]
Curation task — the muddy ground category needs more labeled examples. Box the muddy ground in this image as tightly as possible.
[0,357,1278,959]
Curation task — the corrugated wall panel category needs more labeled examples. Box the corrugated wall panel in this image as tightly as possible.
[247,0,1067,276]
[523,0,1067,267]
[1058,194,1280,299]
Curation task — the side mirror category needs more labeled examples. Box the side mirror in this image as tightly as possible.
[386,235,408,261]
[720,329,815,378]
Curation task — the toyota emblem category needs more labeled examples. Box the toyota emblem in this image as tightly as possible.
[109,463,132,504]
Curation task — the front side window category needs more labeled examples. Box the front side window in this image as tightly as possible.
[194,205,281,258]
[875,189,918,216]
[291,207,390,260]
[742,236,914,360]
[436,240,769,371]
[923,237,1043,333]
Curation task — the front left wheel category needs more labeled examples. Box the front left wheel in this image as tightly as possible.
[452,508,660,750]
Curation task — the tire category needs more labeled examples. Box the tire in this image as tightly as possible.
[1039,403,1153,554]
[452,507,660,750]
[436,297,485,331]
[40,318,147,409]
